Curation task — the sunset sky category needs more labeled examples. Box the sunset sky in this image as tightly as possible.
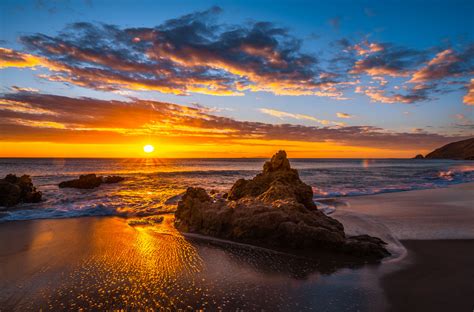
[0,0,473,158]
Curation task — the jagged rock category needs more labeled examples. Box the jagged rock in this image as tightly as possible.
[59,174,124,189]
[413,154,424,159]
[0,174,42,207]
[175,151,390,260]
[228,150,316,210]
[424,137,474,160]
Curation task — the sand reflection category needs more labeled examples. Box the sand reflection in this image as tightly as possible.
[0,216,386,310]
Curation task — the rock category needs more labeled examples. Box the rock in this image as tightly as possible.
[424,137,474,160]
[343,235,390,259]
[0,174,42,207]
[413,154,424,159]
[164,193,184,205]
[175,151,390,260]
[59,174,103,189]
[228,150,316,210]
[59,174,124,189]
[103,176,125,184]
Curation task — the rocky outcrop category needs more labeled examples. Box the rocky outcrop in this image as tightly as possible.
[0,174,42,207]
[59,174,124,189]
[175,151,390,260]
[228,150,316,210]
[424,137,474,160]
[413,154,424,159]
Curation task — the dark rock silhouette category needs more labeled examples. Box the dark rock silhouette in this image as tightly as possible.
[424,137,474,160]
[103,176,125,184]
[413,154,424,159]
[59,174,124,189]
[0,174,42,207]
[175,151,390,260]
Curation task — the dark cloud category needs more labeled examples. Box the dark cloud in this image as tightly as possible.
[350,43,428,77]
[16,7,338,96]
[0,92,466,149]
[0,7,472,104]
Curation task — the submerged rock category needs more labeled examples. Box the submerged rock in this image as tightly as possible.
[175,151,390,260]
[0,174,42,207]
[59,174,124,189]
[103,176,125,184]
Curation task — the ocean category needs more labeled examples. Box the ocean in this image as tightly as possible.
[1,158,473,222]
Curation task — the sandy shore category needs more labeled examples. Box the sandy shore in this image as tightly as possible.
[333,182,474,240]
[1,183,473,311]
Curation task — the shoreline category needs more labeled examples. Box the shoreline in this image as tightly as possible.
[334,182,474,240]
[0,182,473,310]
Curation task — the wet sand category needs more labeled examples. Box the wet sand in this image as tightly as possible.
[1,183,473,311]
[0,216,389,311]
[335,182,474,239]
[382,240,474,312]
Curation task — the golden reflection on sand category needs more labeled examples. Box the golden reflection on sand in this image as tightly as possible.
[11,216,205,310]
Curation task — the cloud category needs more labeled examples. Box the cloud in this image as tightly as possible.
[10,86,39,93]
[259,108,344,126]
[409,46,474,83]
[0,92,467,150]
[355,85,428,104]
[336,112,353,119]
[352,41,384,56]
[350,43,427,77]
[0,7,349,97]
[0,48,47,68]
[463,79,474,105]
[0,8,472,105]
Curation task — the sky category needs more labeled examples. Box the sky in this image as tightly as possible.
[0,0,473,158]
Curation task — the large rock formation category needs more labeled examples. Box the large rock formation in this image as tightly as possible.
[0,174,42,207]
[413,154,424,159]
[175,151,390,260]
[59,174,124,189]
[228,150,316,210]
[424,137,474,160]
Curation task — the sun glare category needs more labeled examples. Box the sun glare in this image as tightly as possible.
[143,144,154,153]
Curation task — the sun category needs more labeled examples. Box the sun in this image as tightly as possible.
[143,144,154,153]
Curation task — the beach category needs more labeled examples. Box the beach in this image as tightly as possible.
[1,183,473,311]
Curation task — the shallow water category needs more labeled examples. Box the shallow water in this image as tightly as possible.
[0,158,473,221]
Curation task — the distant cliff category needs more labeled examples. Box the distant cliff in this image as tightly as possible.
[424,138,474,160]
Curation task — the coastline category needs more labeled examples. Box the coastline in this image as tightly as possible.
[1,183,473,310]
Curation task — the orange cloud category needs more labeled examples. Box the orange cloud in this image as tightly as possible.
[336,112,353,119]
[409,49,459,83]
[352,42,384,56]
[0,48,45,68]
[464,79,474,105]
[259,108,345,126]
[0,92,465,155]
